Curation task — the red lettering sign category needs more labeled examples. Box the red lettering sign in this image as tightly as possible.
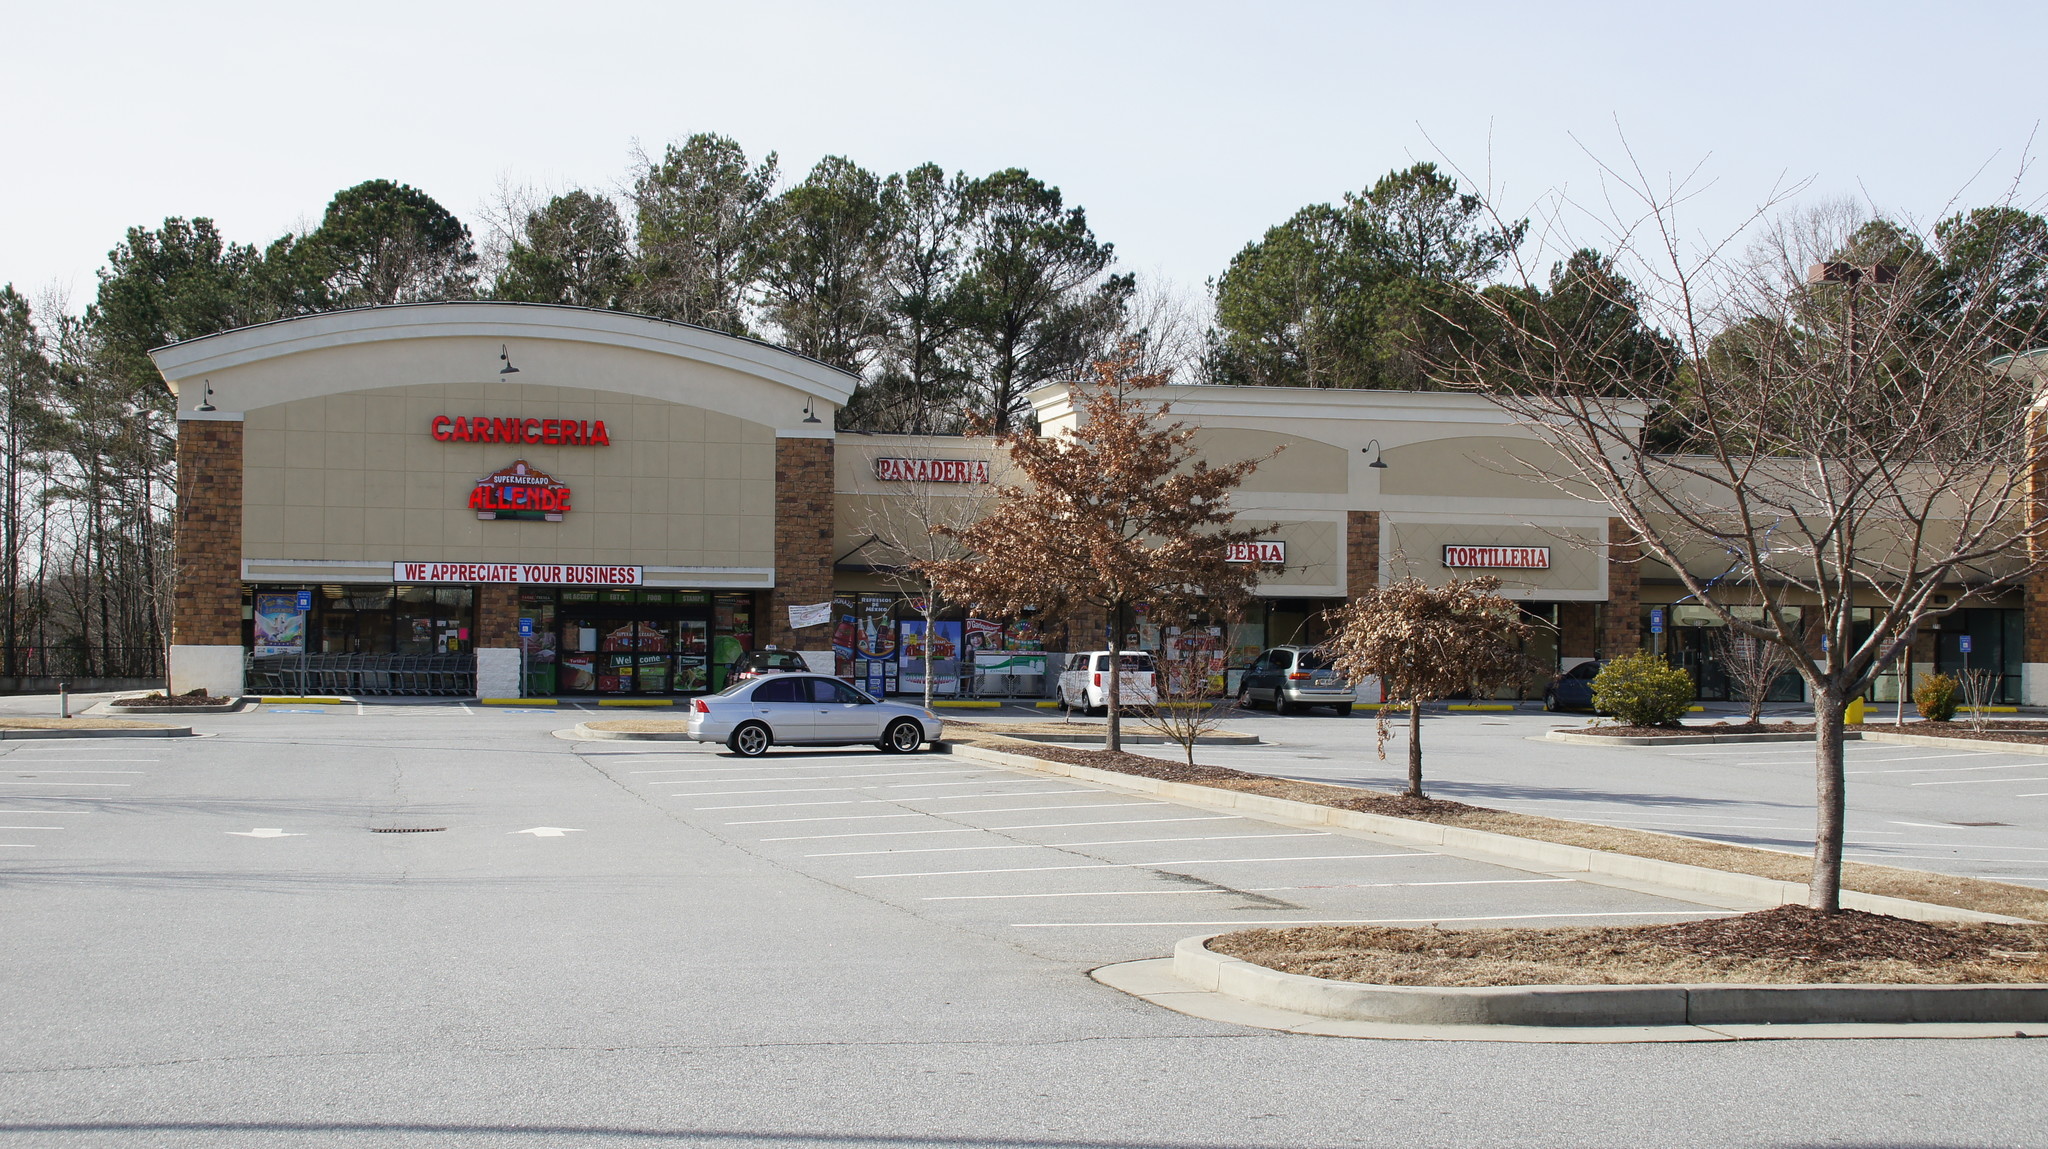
[429,415,610,445]
[391,563,644,586]
[1225,540,1287,564]
[1441,545,1551,569]
[470,460,571,522]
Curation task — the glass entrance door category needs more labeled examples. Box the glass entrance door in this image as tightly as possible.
[554,590,720,697]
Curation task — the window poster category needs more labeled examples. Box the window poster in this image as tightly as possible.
[1002,619,1043,650]
[253,593,306,656]
[899,620,962,695]
[964,618,1003,654]
[832,596,859,679]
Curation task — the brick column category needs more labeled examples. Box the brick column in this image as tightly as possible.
[1346,510,1379,599]
[473,584,521,698]
[1602,516,1642,658]
[768,437,835,655]
[1558,602,1598,660]
[170,418,246,695]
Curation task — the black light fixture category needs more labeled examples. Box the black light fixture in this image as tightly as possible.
[802,398,822,424]
[499,345,519,375]
[1361,439,1389,469]
[197,381,216,412]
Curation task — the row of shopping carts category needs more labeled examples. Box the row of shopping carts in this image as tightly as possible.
[247,654,477,697]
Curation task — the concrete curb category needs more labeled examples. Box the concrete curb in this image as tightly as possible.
[103,698,252,716]
[942,740,2030,924]
[0,725,192,739]
[1859,729,2048,756]
[1545,730,1832,747]
[1171,934,2048,1028]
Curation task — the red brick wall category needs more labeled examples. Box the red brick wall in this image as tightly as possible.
[1603,517,1642,657]
[768,437,835,650]
[1346,510,1379,599]
[173,419,244,646]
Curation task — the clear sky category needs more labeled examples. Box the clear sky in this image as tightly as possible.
[6,0,2043,311]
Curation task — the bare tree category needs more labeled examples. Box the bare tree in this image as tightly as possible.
[842,442,997,710]
[1323,576,1532,798]
[1445,163,2048,911]
[1138,639,1236,766]
[1711,627,1798,726]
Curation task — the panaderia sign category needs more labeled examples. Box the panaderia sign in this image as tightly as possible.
[392,563,644,586]
[874,457,990,484]
[1442,545,1551,570]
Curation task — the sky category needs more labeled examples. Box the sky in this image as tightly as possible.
[6,0,2045,313]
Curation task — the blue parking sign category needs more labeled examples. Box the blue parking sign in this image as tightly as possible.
[1649,608,1664,634]
[518,617,534,637]
[1959,635,1973,654]
[295,590,312,612]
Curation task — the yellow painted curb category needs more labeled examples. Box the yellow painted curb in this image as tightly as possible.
[597,699,675,708]
[1035,701,1062,708]
[1447,704,1514,712]
[260,697,347,704]
[480,698,556,706]
[1963,706,2019,714]
[934,700,1002,708]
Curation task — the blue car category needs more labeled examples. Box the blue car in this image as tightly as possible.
[1543,661,1602,712]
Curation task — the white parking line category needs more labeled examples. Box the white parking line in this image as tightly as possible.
[682,780,1071,797]
[807,833,1331,857]
[754,816,1241,841]
[724,813,932,826]
[1851,763,2041,776]
[0,770,146,774]
[651,770,982,785]
[1012,911,1737,928]
[1847,852,2048,865]
[928,878,1572,901]
[0,782,130,787]
[1911,777,2048,787]
[859,853,1421,879]
[761,827,987,841]
[0,825,64,830]
[0,844,36,848]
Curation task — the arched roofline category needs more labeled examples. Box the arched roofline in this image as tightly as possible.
[148,301,858,405]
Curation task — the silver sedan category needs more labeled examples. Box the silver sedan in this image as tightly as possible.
[687,673,944,756]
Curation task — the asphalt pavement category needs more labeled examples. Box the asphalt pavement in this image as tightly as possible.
[1,699,2045,1147]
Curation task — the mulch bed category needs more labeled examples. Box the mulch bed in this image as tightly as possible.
[1209,905,2048,986]
[112,690,236,707]
[1906,722,2048,746]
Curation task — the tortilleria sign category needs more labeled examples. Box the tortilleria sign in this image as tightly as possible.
[1225,540,1286,564]
[874,457,990,483]
[392,563,644,586]
[1442,545,1550,569]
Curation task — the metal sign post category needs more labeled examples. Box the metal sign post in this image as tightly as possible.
[1649,609,1664,658]
[295,589,314,695]
[518,616,535,698]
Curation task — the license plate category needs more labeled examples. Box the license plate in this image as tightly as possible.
[1312,675,1339,687]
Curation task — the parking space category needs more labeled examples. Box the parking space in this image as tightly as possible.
[1105,709,2048,889]
[573,740,1728,963]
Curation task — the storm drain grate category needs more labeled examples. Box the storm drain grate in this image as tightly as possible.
[370,827,447,833]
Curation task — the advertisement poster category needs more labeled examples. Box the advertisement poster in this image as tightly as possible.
[1002,619,1043,650]
[899,620,962,695]
[253,593,306,656]
[856,597,898,660]
[964,618,1003,655]
[831,596,859,678]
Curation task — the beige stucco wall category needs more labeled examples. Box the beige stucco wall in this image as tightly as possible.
[1187,428,1348,494]
[1381,520,1606,600]
[243,382,775,568]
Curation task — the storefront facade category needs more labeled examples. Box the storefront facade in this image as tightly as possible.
[159,302,2040,704]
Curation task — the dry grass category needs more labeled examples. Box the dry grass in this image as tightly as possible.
[951,729,2048,922]
[583,719,693,734]
[0,717,179,730]
[1208,906,2048,986]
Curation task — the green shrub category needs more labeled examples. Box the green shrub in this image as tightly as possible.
[1914,673,1960,722]
[1591,651,1695,727]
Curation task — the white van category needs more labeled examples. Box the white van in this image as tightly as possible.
[1058,651,1159,714]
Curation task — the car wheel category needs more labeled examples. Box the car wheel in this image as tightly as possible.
[1543,691,1559,712]
[1086,702,1107,717]
[1236,687,1258,711]
[1332,703,1353,717]
[728,722,772,757]
[881,719,925,754]
[1275,697,1296,715]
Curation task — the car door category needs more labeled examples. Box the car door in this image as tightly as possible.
[810,676,879,741]
[1258,651,1291,701]
[747,675,814,739]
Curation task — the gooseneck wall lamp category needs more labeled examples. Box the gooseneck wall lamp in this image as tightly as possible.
[196,381,216,412]
[1361,439,1389,469]
[499,345,520,375]
[802,398,822,424]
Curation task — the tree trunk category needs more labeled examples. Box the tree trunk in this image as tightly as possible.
[1809,686,1848,913]
[921,606,935,712]
[1406,698,1423,798]
[1106,637,1123,754]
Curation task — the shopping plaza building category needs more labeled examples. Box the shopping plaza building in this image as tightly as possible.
[155,301,2032,705]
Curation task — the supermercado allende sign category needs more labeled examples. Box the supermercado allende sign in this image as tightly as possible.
[392,563,643,586]
[874,457,990,483]
[1225,540,1286,564]
[1442,545,1551,570]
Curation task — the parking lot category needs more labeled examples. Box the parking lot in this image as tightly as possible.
[4,699,2046,1147]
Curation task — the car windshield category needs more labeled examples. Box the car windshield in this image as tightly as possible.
[742,652,807,670]
[714,678,755,696]
[1296,652,1334,671]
